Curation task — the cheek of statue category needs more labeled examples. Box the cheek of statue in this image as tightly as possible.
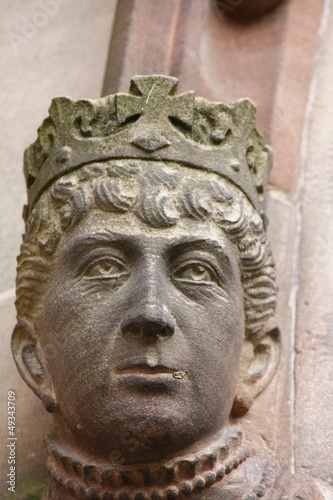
[35,213,245,463]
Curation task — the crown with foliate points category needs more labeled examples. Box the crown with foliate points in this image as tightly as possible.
[24,75,272,218]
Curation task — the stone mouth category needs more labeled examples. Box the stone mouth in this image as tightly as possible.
[115,364,187,386]
[115,364,179,376]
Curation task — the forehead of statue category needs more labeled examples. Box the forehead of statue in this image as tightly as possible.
[57,209,240,273]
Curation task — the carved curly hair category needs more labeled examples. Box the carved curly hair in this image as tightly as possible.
[15,160,277,343]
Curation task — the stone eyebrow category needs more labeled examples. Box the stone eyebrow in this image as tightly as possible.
[168,237,228,250]
[166,238,233,266]
[70,231,120,247]
[60,231,133,262]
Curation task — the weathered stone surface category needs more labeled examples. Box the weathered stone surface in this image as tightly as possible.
[102,0,208,96]
[251,188,298,469]
[0,0,117,491]
[10,74,331,499]
[100,1,331,489]
[1,0,333,496]
[294,0,333,483]
[215,0,287,22]
[200,0,324,193]
[103,0,324,196]
[0,297,50,493]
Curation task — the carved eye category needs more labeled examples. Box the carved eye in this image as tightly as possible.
[84,258,128,279]
[174,263,217,284]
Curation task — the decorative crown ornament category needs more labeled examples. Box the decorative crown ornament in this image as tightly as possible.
[24,75,272,218]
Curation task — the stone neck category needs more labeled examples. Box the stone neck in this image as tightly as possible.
[46,426,250,500]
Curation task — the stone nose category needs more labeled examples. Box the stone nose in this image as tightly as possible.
[120,302,175,340]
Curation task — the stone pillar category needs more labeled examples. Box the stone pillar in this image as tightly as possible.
[294,0,333,482]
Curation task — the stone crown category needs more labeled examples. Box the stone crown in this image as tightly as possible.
[24,75,272,217]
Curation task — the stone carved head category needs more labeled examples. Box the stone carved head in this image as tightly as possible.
[12,76,280,498]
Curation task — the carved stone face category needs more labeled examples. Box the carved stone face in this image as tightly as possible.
[35,209,244,464]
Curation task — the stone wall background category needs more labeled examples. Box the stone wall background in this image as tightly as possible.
[1,0,332,497]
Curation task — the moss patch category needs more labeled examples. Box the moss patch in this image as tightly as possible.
[0,469,48,500]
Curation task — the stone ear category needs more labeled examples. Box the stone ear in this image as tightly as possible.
[11,321,59,413]
[231,320,280,417]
